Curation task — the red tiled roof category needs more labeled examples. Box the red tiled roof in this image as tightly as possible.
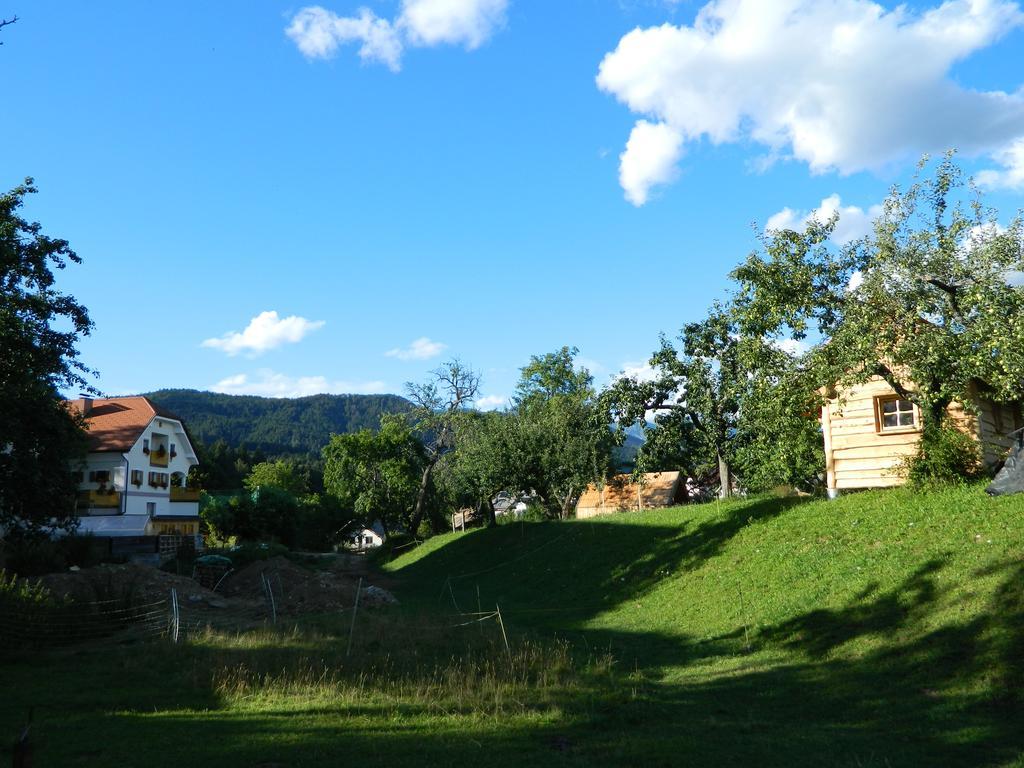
[67,397,182,453]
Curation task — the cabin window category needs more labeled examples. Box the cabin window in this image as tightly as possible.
[876,396,917,431]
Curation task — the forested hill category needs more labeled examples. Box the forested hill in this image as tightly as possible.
[144,389,412,455]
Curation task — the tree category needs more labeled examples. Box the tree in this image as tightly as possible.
[243,460,309,495]
[444,409,520,525]
[604,307,747,497]
[0,179,93,538]
[514,347,613,518]
[404,360,480,534]
[733,154,1024,441]
[321,415,424,535]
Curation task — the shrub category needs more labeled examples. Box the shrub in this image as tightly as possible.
[903,422,983,486]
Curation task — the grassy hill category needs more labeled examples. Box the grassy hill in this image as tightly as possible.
[144,388,411,455]
[383,484,1024,766]
[2,485,1021,766]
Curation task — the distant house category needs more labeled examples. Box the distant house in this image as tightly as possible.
[347,521,385,550]
[575,471,687,519]
[66,397,201,541]
[820,376,1023,496]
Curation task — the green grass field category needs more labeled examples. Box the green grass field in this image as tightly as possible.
[2,485,1023,766]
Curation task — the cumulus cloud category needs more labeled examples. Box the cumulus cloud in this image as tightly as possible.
[620,120,684,206]
[772,338,810,357]
[596,0,1024,203]
[618,361,659,383]
[286,0,508,71]
[384,336,447,360]
[401,0,507,47]
[212,370,388,398]
[975,138,1024,189]
[475,394,508,410]
[766,194,883,245]
[202,311,325,357]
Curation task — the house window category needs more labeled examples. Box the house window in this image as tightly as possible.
[89,470,111,484]
[877,396,917,431]
[148,472,169,488]
[146,502,156,516]
[143,439,150,454]
[131,469,143,486]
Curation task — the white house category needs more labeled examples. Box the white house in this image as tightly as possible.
[67,397,201,539]
[346,520,386,550]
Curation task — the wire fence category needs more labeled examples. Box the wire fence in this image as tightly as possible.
[0,596,172,647]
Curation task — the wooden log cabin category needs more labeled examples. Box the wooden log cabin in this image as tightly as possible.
[821,377,1023,496]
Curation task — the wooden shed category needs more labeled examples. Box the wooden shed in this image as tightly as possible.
[576,472,687,519]
[821,376,1023,494]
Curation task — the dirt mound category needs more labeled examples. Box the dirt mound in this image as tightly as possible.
[36,563,216,606]
[222,556,360,613]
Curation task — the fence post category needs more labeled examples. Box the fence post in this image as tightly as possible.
[170,588,179,644]
[261,573,277,626]
[346,577,363,657]
[495,603,510,656]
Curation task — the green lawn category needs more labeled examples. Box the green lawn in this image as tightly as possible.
[3,485,1023,766]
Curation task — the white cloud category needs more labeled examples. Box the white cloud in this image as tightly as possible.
[596,0,1024,203]
[975,138,1024,189]
[286,0,507,71]
[766,194,882,245]
[401,0,507,48]
[771,338,810,357]
[212,370,388,398]
[202,311,326,357]
[619,120,684,206]
[384,336,447,360]
[286,7,403,70]
[475,394,508,410]
[619,361,659,383]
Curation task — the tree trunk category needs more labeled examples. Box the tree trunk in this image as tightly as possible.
[407,460,435,536]
[718,452,733,499]
[483,497,496,527]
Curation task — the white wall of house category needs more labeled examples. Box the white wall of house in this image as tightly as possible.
[77,416,199,522]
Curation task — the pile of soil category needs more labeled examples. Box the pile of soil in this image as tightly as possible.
[36,563,218,606]
[223,556,354,613]
[222,556,397,613]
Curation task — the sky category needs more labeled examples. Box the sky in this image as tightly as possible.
[5,0,1024,409]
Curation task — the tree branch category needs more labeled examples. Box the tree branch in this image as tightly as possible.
[0,16,17,43]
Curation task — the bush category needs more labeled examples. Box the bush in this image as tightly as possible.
[903,422,983,486]
[3,533,109,577]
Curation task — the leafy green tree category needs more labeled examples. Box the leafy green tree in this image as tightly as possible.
[1,179,93,538]
[514,347,614,518]
[604,308,747,497]
[443,409,521,525]
[243,460,309,495]
[322,415,424,535]
[733,154,1024,465]
[403,360,480,534]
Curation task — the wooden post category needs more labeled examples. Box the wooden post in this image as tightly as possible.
[476,584,483,635]
[346,577,363,657]
[821,403,837,498]
[495,603,510,655]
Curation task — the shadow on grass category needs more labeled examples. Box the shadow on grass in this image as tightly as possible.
[397,496,805,624]
[3,496,1022,767]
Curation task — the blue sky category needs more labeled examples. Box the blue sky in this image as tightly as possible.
[5,0,1024,407]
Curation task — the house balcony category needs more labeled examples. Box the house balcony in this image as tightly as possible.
[77,490,121,510]
[148,450,169,468]
[169,487,201,503]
